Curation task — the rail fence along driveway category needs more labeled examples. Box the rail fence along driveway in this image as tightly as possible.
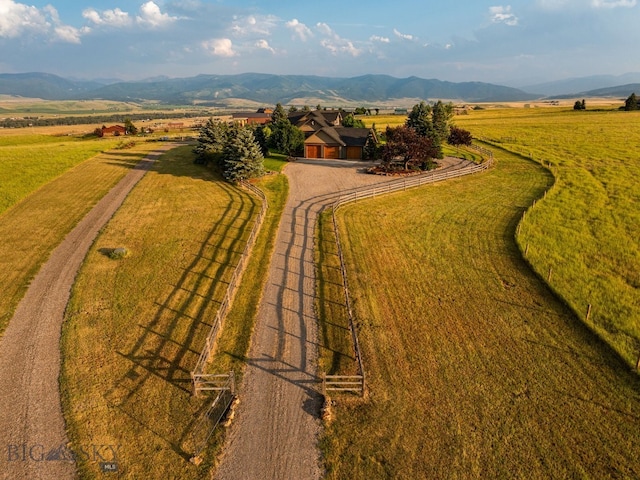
[325,149,494,395]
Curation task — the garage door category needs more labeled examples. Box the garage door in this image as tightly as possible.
[306,145,321,158]
[346,147,362,159]
[324,146,340,159]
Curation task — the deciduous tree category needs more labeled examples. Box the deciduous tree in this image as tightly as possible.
[447,126,473,148]
[381,125,439,171]
[124,118,138,135]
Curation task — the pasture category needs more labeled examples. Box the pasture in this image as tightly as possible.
[319,147,640,479]
[0,135,159,335]
[61,146,287,478]
[454,107,640,367]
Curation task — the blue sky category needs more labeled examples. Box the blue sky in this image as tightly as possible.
[0,0,638,85]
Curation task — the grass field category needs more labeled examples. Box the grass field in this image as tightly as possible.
[61,147,287,478]
[0,138,160,335]
[0,133,127,214]
[454,107,640,367]
[319,147,640,479]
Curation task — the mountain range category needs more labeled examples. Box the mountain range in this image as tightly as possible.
[0,72,638,106]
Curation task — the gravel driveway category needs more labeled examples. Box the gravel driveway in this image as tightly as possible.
[0,145,174,480]
[0,152,472,480]
[214,157,473,480]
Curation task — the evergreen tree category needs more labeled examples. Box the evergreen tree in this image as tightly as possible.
[193,118,229,164]
[222,128,265,182]
[432,100,453,146]
[625,93,639,111]
[253,125,270,157]
[271,103,288,123]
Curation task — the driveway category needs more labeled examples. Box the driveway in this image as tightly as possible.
[214,157,474,479]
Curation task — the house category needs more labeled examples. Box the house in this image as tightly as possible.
[231,111,272,126]
[304,126,376,160]
[101,125,126,136]
[288,109,375,160]
[288,110,343,137]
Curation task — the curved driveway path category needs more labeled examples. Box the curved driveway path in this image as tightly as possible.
[0,145,175,480]
[215,157,474,480]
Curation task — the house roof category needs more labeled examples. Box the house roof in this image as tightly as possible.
[305,126,372,147]
[289,110,343,129]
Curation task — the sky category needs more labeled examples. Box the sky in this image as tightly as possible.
[0,0,639,86]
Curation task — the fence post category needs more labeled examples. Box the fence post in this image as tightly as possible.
[525,244,529,256]
[547,267,553,282]
[229,370,236,396]
[322,373,326,397]
[192,372,199,397]
[586,304,592,322]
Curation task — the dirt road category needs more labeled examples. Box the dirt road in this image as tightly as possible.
[0,145,174,480]
[214,157,473,480]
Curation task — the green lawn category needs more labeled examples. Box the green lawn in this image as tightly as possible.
[0,139,157,335]
[0,134,123,214]
[319,147,640,479]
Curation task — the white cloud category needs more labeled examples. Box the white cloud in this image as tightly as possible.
[316,22,334,37]
[393,28,416,41]
[489,5,519,26]
[316,22,361,57]
[53,24,84,44]
[202,38,236,57]
[592,0,637,7]
[255,39,275,54]
[136,1,178,28]
[0,0,48,38]
[83,8,132,27]
[0,0,85,43]
[370,35,390,43]
[83,2,177,30]
[232,14,278,37]
[286,18,313,41]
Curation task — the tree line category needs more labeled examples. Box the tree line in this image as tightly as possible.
[193,100,474,181]
[0,111,206,129]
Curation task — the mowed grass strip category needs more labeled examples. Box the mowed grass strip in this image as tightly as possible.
[319,149,640,479]
[0,140,158,335]
[0,134,124,214]
[61,148,287,478]
[455,108,640,366]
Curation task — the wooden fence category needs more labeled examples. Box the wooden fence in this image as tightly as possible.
[189,372,236,462]
[191,180,267,396]
[325,149,494,395]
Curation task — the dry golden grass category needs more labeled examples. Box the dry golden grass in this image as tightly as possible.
[0,142,158,335]
[61,147,288,478]
[319,148,640,479]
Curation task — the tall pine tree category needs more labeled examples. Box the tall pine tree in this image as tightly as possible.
[221,128,265,182]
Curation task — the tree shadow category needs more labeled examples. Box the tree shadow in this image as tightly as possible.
[102,165,260,460]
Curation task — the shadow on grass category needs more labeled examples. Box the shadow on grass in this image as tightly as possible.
[103,166,260,460]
